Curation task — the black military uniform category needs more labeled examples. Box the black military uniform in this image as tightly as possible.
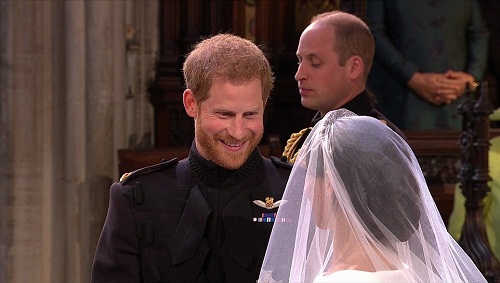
[282,90,406,163]
[91,143,291,283]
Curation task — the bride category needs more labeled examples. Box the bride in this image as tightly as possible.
[258,109,486,283]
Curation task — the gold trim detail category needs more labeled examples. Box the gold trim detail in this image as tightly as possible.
[282,127,312,164]
[119,172,131,182]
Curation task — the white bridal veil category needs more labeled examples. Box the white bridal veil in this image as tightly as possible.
[259,109,486,283]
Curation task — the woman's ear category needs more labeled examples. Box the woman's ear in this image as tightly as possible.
[347,55,363,80]
[183,89,197,118]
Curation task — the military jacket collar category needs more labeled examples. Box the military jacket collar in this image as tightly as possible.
[188,142,262,188]
[311,90,375,125]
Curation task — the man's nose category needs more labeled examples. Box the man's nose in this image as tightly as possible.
[227,117,246,140]
[295,63,305,81]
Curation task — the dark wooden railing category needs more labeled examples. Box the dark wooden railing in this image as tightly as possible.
[458,82,500,282]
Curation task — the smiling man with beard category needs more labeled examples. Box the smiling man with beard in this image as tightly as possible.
[91,34,292,283]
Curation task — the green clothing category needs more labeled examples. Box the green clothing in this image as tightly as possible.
[367,0,489,130]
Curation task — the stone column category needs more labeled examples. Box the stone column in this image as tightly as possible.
[0,1,61,282]
[0,1,157,282]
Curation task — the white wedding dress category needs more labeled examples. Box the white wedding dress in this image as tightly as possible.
[314,269,407,283]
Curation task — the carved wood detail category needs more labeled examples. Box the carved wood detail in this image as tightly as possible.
[458,82,500,282]
[417,156,460,184]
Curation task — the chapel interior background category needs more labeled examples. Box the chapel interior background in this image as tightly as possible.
[1,1,499,282]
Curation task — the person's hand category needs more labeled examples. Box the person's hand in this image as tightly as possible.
[408,72,458,105]
[442,70,477,97]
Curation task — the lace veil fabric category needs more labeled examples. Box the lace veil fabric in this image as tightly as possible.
[259,109,486,283]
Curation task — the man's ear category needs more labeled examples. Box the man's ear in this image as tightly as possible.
[347,55,363,80]
[183,89,197,118]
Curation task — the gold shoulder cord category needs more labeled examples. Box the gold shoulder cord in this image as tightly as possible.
[120,172,131,182]
[282,127,312,164]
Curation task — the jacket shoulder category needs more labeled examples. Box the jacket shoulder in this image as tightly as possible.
[281,127,312,163]
[120,158,179,185]
[270,156,293,170]
[371,109,407,141]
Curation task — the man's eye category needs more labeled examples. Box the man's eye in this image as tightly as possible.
[244,113,257,118]
[217,112,232,118]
